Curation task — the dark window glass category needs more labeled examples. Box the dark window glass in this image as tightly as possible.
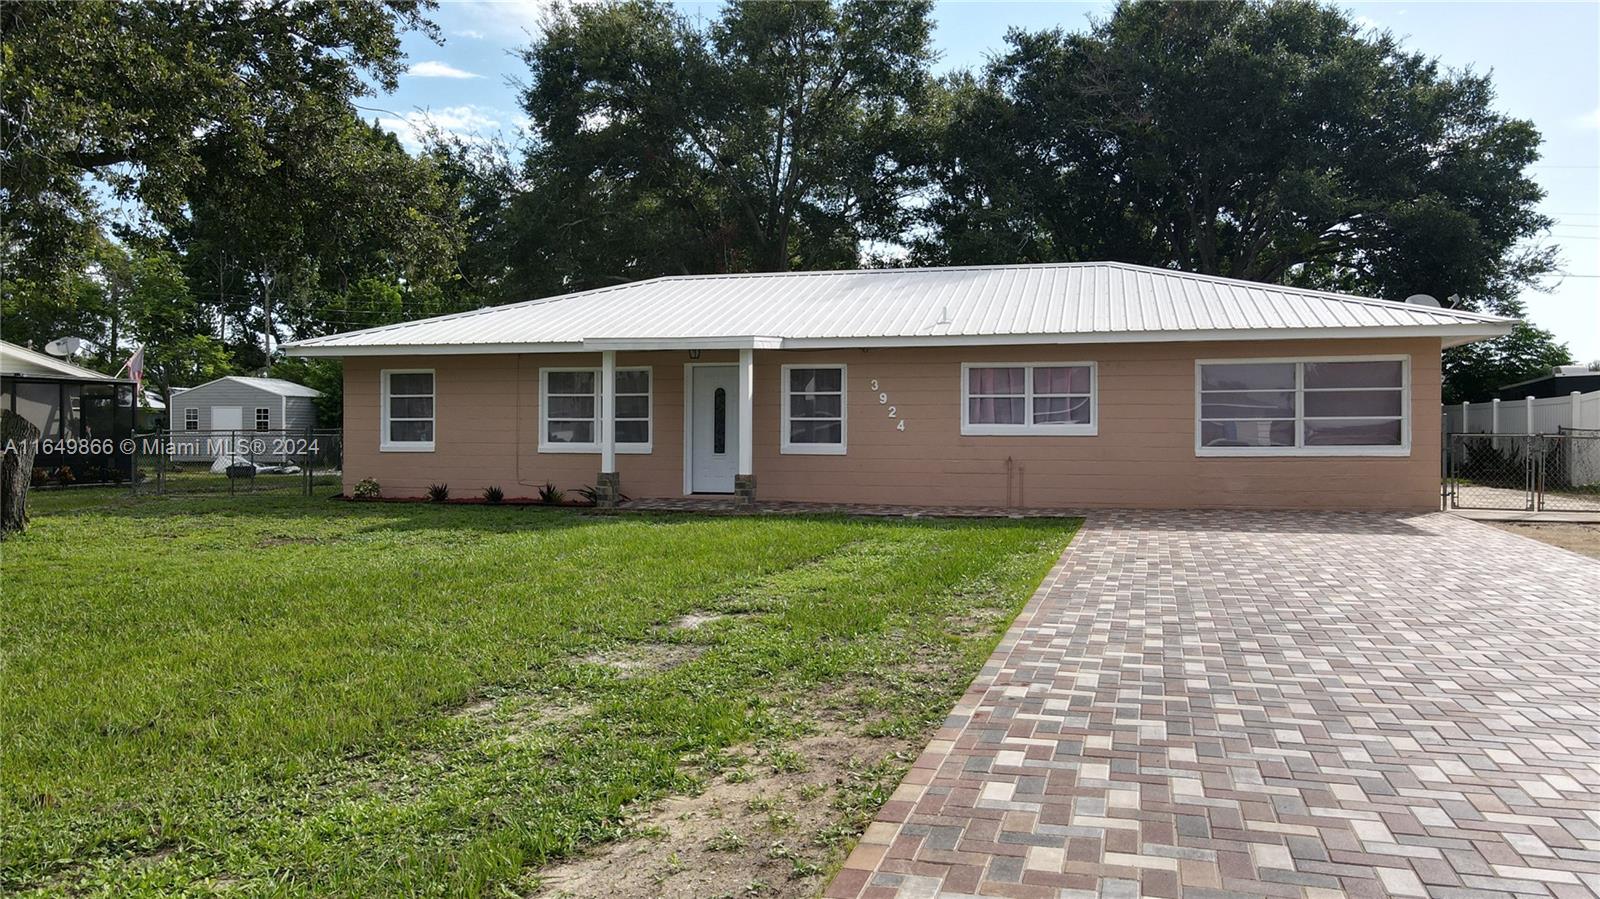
[713,387,726,455]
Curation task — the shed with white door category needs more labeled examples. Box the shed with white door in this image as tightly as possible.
[168,376,321,461]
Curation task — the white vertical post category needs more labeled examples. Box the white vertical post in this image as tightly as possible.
[1525,395,1535,435]
[1461,400,1470,433]
[1572,390,1583,430]
[737,348,754,476]
[600,350,616,473]
[1491,398,1500,434]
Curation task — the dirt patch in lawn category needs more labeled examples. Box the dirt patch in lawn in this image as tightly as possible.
[671,612,725,630]
[582,642,707,676]
[527,719,912,899]
[1489,522,1600,560]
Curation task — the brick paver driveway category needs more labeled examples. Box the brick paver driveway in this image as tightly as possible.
[828,512,1600,899]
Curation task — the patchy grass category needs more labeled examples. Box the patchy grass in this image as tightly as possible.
[2,490,1076,897]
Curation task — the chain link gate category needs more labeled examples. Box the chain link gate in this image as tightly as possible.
[129,429,343,497]
[1446,432,1600,512]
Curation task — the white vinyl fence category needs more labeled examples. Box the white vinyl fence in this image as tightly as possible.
[1443,389,1600,492]
[1444,389,1600,436]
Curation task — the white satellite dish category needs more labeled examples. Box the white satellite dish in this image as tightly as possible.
[43,337,84,357]
[1403,294,1440,308]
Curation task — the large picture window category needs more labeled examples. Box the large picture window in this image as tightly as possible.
[961,363,1095,436]
[539,367,652,453]
[1197,357,1407,456]
[381,370,435,451]
[781,365,846,454]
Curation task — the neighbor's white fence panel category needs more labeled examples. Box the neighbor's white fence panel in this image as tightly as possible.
[1446,388,1600,435]
[1446,388,1600,489]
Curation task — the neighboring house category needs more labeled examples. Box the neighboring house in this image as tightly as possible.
[1490,366,1600,402]
[0,340,137,484]
[168,376,321,461]
[284,262,1514,510]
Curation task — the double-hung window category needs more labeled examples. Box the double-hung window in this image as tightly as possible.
[381,370,435,451]
[781,365,847,454]
[961,363,1096,436]
[540,367,652,452]
[183,408,199,431]
[1196,357,1407,455]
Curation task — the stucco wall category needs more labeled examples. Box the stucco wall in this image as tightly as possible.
[342,337,1443,510]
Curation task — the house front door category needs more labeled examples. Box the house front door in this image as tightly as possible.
[688,365,739,493]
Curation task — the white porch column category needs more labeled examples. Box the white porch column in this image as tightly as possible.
[737,348,754,476]
[600,350,616,473]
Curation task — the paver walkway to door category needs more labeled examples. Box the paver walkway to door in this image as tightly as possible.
[826,512,1600,899]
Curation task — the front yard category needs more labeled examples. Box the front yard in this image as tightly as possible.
[1,491,1076,898]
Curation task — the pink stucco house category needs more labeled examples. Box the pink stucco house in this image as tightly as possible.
[283,262,1512,511]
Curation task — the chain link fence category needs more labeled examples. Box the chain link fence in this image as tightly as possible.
[130,430,343,497]
[1446,432,1600,512]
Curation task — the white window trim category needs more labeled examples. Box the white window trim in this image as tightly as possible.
[1194,355,1410,457]
[780,363,848,455]
[255,407,271,431]
[183,408,199,431]
[538,366,653,454]
[380,368,436,452]
[960,362,1098,436]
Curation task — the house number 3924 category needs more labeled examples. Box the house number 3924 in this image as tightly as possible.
[869,379,906,431]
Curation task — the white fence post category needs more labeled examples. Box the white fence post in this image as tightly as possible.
[1461,400,1470,432]
[1491,398,1500,434]
[1526,396,1535,434]
[1573,391,1583,431]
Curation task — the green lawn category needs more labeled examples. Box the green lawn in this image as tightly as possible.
[1,491,1077,897]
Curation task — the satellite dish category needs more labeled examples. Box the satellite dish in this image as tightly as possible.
[43,337,84,357]
[1403,294,1441,308]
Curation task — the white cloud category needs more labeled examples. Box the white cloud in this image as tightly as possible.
[406,60,483,79]
[1575,105,1600,130]
[377,105,505,150]
[454,28,486,40]
[1351,14,1381,32]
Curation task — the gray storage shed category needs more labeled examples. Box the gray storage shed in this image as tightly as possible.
[170,376,321,461]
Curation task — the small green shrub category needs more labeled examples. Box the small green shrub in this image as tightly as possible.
[482,485,505,504]
[427,483,450,503]
[351,478,381,500]
[537,482,564,504]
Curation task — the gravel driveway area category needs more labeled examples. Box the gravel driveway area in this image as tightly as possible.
[827,511,1600,899]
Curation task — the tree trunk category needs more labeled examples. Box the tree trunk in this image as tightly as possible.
[1,410,41,540]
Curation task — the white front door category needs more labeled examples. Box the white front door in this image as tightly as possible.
[212,406,242,432]
[688,366,739,493]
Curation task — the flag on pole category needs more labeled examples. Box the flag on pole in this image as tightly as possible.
[124,346,144,394]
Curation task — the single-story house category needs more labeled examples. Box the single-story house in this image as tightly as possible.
[168,376,320,461]
[0,340,137,484]
[1490,365,1600,402]
[283,262,1514,510]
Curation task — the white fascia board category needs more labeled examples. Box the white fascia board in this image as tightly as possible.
[781,323,1515,349]
[581,335,785,351]
[283,323,1511,357]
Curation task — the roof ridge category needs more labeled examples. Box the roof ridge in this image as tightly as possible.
[623,262,1508,322]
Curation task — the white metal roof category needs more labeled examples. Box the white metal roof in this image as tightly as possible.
[0,340,127,380]
[284,262,1515,357]
[181,375,322,398]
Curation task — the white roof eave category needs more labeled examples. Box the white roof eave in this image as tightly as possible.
[284,322,1513,357]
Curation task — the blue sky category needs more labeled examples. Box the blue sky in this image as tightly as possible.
[372,1,1599,361]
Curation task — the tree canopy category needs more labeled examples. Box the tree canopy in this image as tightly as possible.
[0,0,1574,409]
